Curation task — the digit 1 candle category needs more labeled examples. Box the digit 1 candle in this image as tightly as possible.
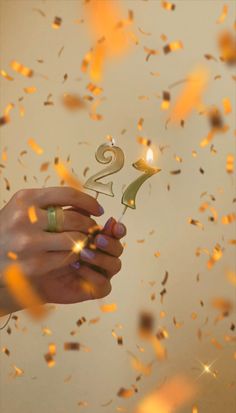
[120,147,161,218]
[84,140,125,198]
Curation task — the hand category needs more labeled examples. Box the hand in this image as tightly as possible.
[36,217,126,304]
[0,187,105,313]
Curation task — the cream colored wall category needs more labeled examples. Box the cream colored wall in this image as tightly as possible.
[0,0,235,412]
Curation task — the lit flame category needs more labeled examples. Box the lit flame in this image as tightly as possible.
[146,147,154,164]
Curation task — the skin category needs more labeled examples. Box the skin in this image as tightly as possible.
[0,187,126,316]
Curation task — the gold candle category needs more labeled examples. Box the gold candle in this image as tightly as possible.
[84,141,125,197]
[121,147,161,213]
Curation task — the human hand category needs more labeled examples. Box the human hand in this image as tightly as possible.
[0,187,104,312]
[36,217,126,304]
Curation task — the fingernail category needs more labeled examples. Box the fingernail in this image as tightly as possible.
[80,248,95,261]
[99,205,104,215]
[104,217,115,231]
[114,222,126,237]
[71,261,81,270]
[96,235,108,248]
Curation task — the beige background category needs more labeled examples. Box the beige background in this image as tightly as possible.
[0,0,235,412]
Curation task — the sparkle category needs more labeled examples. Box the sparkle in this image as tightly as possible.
[72,240,86,254]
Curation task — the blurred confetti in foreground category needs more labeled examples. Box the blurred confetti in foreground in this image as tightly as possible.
[135,376,197,413]
[3,263,47,319]
[83,0,134,81]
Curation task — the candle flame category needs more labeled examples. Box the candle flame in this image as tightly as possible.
[146,147,154,164]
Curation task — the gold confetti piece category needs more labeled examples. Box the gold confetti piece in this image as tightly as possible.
[173,316,184,328]
[78,401,88,407]
[12,365,24,377]
[138,311,154,338]
[32,8,46,17]
[1,147,7,162]
[222,97,232,114]
[154,251,161,258]
[170,169,181,175]
[89,317,100,325]
[44,353,55,367]
[171,66,209,123]
[19,105,25,117]
[27,138,43,155]
[52,16,62,29]
[137,117,144,131]
[136,136,151,147]
[3,263,46,319]
[0,69,14,81]
[216,4,228,24]
[0,115,10,126]
[138,27,151,36]
[10,61,33,77]
[54,160,83,190]
[226,271,236,286]
[100,303,117,313]
[192,405,198,413]
[207,244,223,269]
[117,388,135,399]
[163,40,183,54]
[86,82,103,96]
[28,206,38,224]
[150,336,167,360]
[161,1,176,11]
[226,154,234,173]
[64,342,80,351]
[212,298,233,316]
[135,376,196,413]
[204,53,218,62]
[161,91,171,110]
[23,86,37,94]
[144,46,160,61]
[218,30,236,65]
[129,353,152,376]
[7,251,18,260]
[48,343,56,355]
[211,338,223,350]
[222,213,236,224]
[62,93,85,111]
[42,327,52,336]
[40,162,50,172]
[2,347,10,356]
[161,271,169,286]
[188,218,204,230]
[4,177,10,191]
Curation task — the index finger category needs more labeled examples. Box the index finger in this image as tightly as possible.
[35,187,104,217]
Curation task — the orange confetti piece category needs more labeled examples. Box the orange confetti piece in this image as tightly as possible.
[44,353,56,367]
[129,353,152,376]
[226,271,236,286]
[135,376,196,413]
[171,66,209,123]
[207,244,223,269]
[100,303,117,313]
[0,69,14,81]
[226,154,234,173]
[62,93,85,111]
[218,30,236,65]
[54,160,83,190]
[161,91,171,110]
[64,342,80,351]
[136,136,151,146]
[10,60,33,77]
[24,86,37,94]
[117,388,135,399]
[28,206,38,223]
[52,16,62,29]
[216,4,228,24]
[7,251,18,260]
[137,117,144,131]
[222,213,236,224]
[13,365,24,377]
[222,97,231,114]
[161,1,176,11]
[163,40,183,54]
[3,263,46,319]
[27,138,43,155]
[86,82,103,96]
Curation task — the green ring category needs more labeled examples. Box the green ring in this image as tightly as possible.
[47,206,57,232]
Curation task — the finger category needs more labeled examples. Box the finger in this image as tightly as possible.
[102,217,126,239]
[37,208,97,233]
[94,234,123,257]
[70,264,112,300]
[41,231,88,252]
[79,248,121,278]
[22,252,80,276]
[35,187,104,216]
